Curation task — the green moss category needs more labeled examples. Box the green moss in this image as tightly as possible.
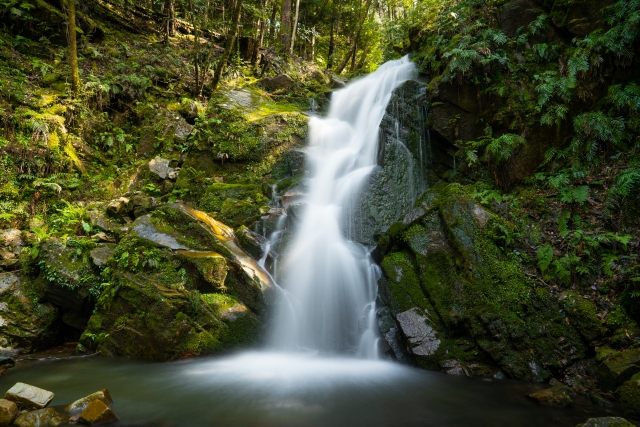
[562,292,605,342]
[620,379,640,418]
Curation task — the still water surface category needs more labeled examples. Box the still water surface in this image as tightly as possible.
[3,352,621,427]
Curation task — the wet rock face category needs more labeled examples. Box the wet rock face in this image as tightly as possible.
[351,80,430,245]
[80,204,272,361]
[376,184,598,382]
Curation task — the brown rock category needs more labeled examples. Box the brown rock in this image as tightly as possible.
[261,74,294,92]
[13,408,58,427]
[4,383,54,410]
[65,389,113,414]
[0,399,18,425]
[528,387,572,407]
[78,400,117,425]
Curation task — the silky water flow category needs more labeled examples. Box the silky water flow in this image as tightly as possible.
[268,55,416,356]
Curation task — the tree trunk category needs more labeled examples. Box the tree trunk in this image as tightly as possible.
[334,0,371,74]
[211,0,243,91]
[326,0,342,70]
[66,0,79,94]
[356,38,369,70]
[310,30,316,61]
[280,0,291,53]
[267,0,278,47]
[288,0,300,55]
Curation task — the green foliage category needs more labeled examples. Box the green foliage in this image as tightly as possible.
[467,133,526,166]
[537,244,553,273]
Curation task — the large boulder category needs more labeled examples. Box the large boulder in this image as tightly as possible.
[596,348,640,391]
[4,383,54,410]
[260,75,294,92]
[80,204,274,360]
[0,272,61,353]
[32,240,101,336]
[619,375,640,418]
[137,109,194,158]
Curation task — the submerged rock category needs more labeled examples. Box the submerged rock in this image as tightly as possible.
[13,408,58,427]
[78,400,117,426]
[4,383,54,410]
[0,398,18,425]
[65,389,113,414]
[578,418,636,427]
[528,387,572,407]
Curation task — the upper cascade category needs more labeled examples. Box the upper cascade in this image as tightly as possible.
[269,56,416,356]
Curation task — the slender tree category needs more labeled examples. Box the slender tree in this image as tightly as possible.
[267,0,278,47]
[211,0,244,90]
[335,0,371,74]
[289,0,300,54]
[66,0,80,93]
[280,0,291,53]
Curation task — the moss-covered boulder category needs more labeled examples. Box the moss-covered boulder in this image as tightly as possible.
[0,273,61,353]
[33,240,100,315]
[377,183,592,382]
[596,348,640,392]
[80,204,273,360]
[619,375,640,418]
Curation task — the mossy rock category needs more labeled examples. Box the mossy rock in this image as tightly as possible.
[377,183,593,381]
[562,292,606,342]
[80,204,273,360]
[33,240,100,331]
[620,378,640,418]
[80,270,261,360]
[0,272,61,352]
[596,348,640,392]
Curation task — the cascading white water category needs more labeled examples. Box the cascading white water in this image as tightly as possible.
[269,56,416,356]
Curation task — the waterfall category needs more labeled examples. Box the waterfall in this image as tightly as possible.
[269,56,416,356]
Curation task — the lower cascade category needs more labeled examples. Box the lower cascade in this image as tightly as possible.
[269,56,416,356]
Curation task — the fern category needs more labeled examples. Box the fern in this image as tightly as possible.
[605,162,640,216]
